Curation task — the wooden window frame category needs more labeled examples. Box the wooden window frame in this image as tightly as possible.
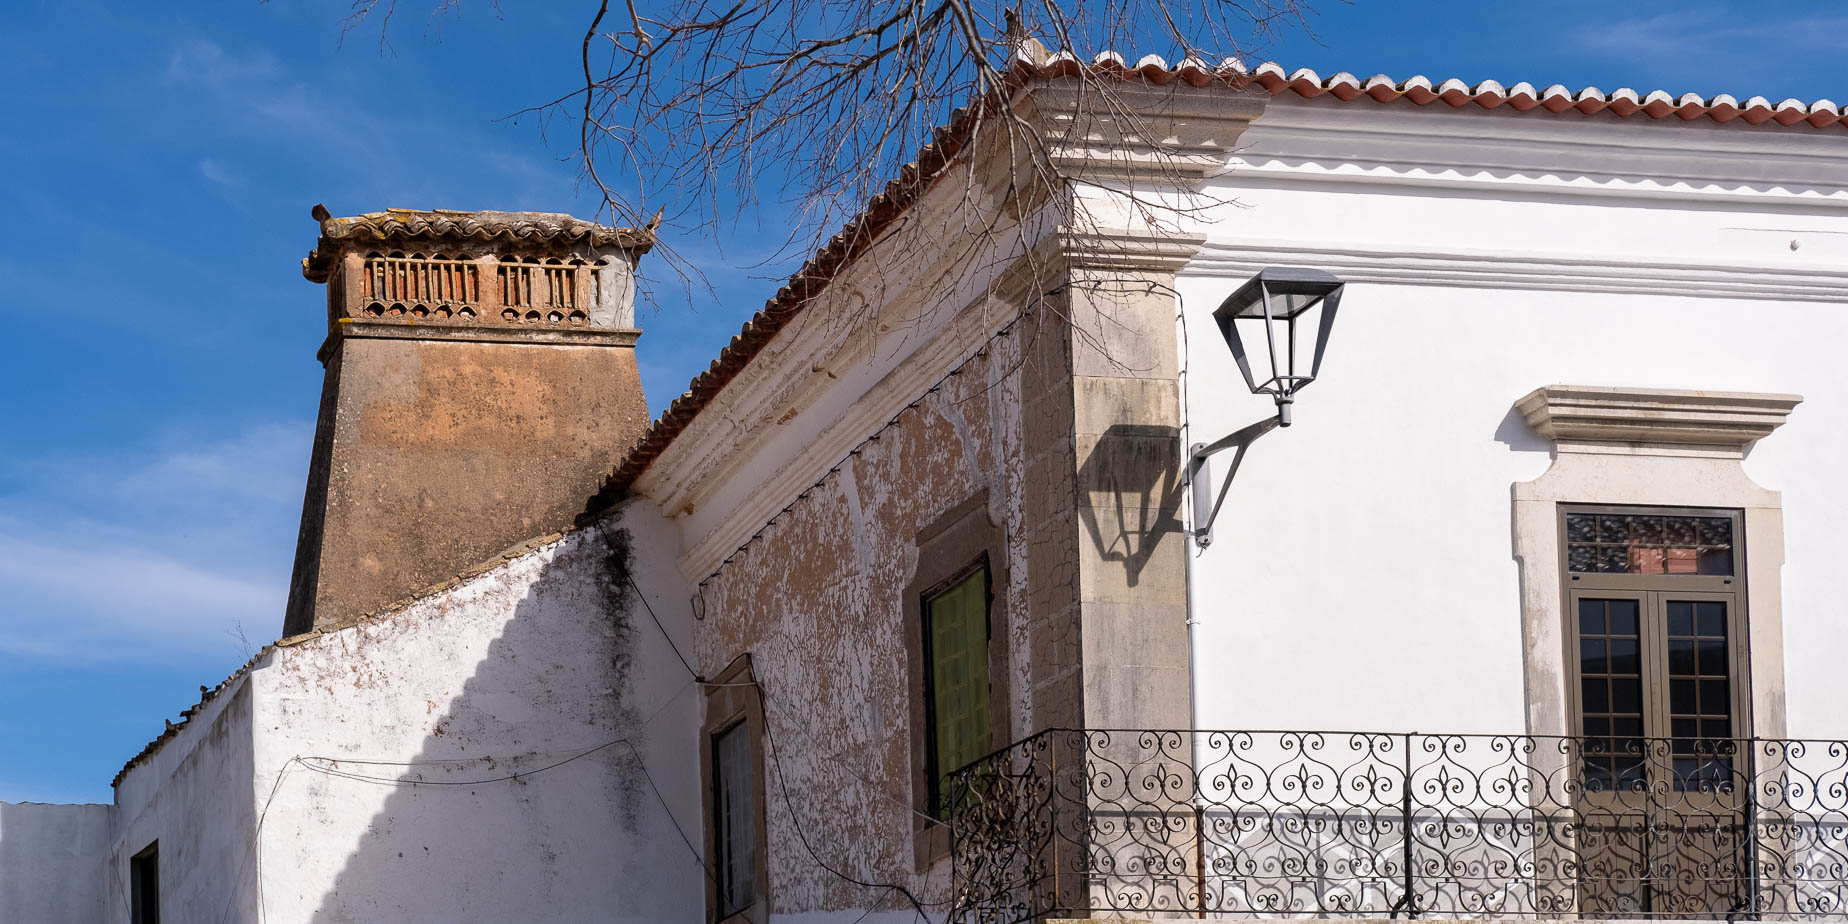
[920,558,995,819]
[903,492,1010,871]
[701,655,770,924]
[1559,504,1753,746]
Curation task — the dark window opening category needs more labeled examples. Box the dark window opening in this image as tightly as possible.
[130,841,159,924]
[712,722,756,919]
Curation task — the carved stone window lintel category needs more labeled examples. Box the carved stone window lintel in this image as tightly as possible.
[1516,385,1802,454]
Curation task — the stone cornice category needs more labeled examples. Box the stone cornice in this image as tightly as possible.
[1186,239,1848,303]
[304,207,652,282]
[318,320,639,363]
[1048,229,1207,274]
[1006,80,1268,181]
[1230,97,1848,205]
[1517,384,1802,449]
[630,183,1032,521]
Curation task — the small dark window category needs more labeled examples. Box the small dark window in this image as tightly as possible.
[922,563,991,818]
[131,841,159,924]
[712,723,756,919]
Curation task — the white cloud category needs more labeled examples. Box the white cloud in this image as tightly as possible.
[159,34,578,210]
[0,422,312,661]
[197,157,238,188]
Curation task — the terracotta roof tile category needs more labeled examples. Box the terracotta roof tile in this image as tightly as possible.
[590,54,1848,502]
[303,208,654,282]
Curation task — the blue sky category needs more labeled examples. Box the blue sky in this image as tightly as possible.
[1,0,1844,804]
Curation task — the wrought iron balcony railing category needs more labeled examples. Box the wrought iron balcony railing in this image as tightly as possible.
[947,730,1848,922]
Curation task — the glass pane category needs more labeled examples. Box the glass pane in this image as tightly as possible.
[926,567,991,814]
[1579,601,1605,635]
[1564,510,1735,576]
[1609,637,1639,670]
[1599,547,1629,573]
[1697,602,1727,637]
[1670,679,1697,714]
[1569,545,1597,572]
[713,723,756,917]
[1609,601,1639,636]
[1583,678,1609,713]
[1667,601,1693,637]
[1698,547,1734,575]
[1698,639,1727,675]
[1668,639,1695,674]
[1611,678,1641,713]
[1581,638,1607,673]
[1700,679,1729,712]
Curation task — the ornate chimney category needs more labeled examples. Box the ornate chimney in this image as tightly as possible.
[284,207,653,635]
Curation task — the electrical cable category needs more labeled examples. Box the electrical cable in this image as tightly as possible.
[624,568,700,681]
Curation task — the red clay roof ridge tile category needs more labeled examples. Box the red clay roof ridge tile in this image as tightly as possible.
[590,52,1847,505]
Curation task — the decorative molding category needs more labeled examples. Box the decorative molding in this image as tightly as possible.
[664,265,1028,584]
[1185,238,1848,302]
[1227,97,1848,206]
[317,320,639,363]
[652,222,1205,584]
[1015,81,1268,179]
[633,185,1046,521]
[1049,229,1207,273]
[1516,384,1802,449]
[1511,418,1790,739]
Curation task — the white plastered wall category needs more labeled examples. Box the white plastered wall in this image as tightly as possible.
[0,801,112,923]
[1176,96,1848,740]
[107,498,703,924]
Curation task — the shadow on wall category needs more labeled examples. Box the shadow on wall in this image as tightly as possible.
[1076,423,1184,587]
[264,522,701,923]
[1495,405,1554,454]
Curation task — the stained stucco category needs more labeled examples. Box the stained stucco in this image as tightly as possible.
[109,501,702,924]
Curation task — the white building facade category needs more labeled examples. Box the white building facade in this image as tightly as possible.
[4,59,1848,924]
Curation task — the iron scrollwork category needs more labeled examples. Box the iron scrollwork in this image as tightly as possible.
[948,731,1848,923]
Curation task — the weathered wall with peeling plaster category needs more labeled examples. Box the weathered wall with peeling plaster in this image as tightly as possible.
[695,296,1069,916]
[0,801,112,922]
[107,498,701,924]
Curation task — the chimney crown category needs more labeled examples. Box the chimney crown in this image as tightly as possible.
[302,207,655,333]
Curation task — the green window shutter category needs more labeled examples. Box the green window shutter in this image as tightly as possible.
[927,567,990,812]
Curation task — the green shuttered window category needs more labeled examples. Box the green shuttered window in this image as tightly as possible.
[925,564,991,817]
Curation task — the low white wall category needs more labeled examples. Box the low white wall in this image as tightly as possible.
[107,498,703,924]
[108,675,258,922]
[0,801,112,923]
[248,500,701,924]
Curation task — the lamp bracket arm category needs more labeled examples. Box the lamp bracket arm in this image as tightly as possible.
[1185,413,1283,546]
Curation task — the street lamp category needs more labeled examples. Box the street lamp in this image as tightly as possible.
[1188,267,1346,545]
[1212,266,1345,427]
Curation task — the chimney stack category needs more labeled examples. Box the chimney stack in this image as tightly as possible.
[284,207,652,636]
